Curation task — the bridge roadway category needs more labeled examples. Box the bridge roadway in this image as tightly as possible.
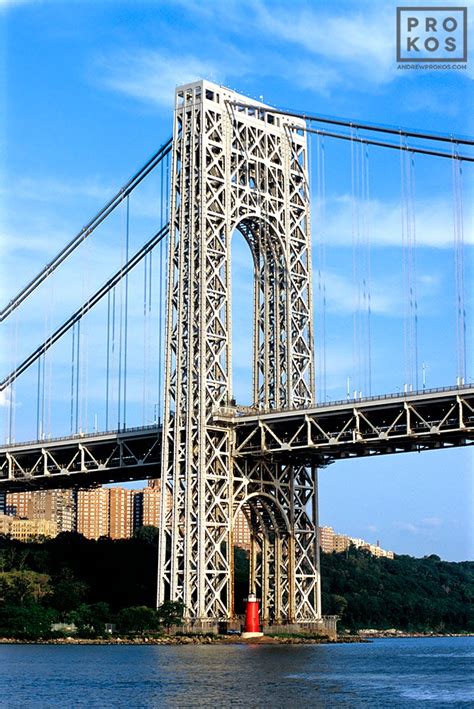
[0,385,472,491]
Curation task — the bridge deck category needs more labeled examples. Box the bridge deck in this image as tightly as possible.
[0,426,162,491]
[0,386,472,491]
[219,385,474,464]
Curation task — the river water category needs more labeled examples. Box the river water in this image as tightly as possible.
[0,637,472,707]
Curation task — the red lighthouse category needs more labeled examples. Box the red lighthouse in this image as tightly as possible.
[242,593,263,638]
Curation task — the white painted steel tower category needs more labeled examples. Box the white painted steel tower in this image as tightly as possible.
[157,81,320,626]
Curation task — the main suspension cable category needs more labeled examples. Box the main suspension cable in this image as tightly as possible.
[297,126,474,162]
[0,138,172,323]
[0,225,169,392]
[227,100,474,146]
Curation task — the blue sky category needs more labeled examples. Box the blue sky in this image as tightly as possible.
[0,0,473,560]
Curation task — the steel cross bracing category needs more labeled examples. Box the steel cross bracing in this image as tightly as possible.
[157,80,318,627]
[219,386,474,463]
[0,426,161,491]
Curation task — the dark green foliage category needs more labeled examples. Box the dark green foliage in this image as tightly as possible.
[321,547,474,632]
[0,570,51,604]
[0,603,57,639]
[0,534,472,638]
[48,568,88,618]
[156,600,186,631]
[133,526,160,545]
[116,605,161,634]
[70,602,110,637]
[0,531,157,611]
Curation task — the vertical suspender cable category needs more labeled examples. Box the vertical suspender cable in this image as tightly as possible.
[351,128,362,397]
[157,156,164,424]
[41,345,45,439]
[47,277,54,438]
[142,253,148,425]
[117,202,125,430]
[321,136,327,401]
[452,149,466,383]
[147,228,153,422]
[81,227,91,433]
[70,324,75,434]
[159,150,171,420]
[8,377,13,443]
[8,314,18,443]
[406,148,413,390]
[13,313,19,441]
[111,287,116,422]
[409,151,419,390]
[400,134,409,390]
[75,319,80,433]
[123,195,130,429]
[402,147,418,391]
[459,160,466,383]
[37,356,41,440]
[315,133,327,402]
[350,128,356,396]
[106,291,111,430]
[363,144,372,396]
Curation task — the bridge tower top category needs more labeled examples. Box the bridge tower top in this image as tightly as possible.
[174,78,306,130]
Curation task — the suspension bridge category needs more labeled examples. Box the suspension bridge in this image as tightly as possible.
[0,81,472,629]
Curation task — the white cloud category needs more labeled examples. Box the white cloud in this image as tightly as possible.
[396,521,420,534]
[0,390,10,407]
[0,176,113,205]
[165,0,397,88]
[254,3,396,87]
[396,517,444,535]
[319,270,400,316]
[314,194,473,249]
[421,516,443,527]
[0,0,34,8]
[95,50,222,107]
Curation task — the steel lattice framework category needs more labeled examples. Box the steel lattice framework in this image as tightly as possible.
[157,81,319,625]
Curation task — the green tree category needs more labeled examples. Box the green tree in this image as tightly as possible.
[157,600,186,632]
[133,526,159,545]
[0,570,51,605]
[70,602,110,637]
[0,603,56,639]
[117,605,160,634]
[50,569,88,618]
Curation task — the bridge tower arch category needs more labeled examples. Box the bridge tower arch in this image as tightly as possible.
[157,80,320,626]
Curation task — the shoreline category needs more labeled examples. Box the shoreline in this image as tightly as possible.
[0,635,361,646]
[358,631,473,639]
[1,633,471,646]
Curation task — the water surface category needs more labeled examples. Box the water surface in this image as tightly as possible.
[1,637,472,707]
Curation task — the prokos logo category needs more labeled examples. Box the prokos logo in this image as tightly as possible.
[397,6,467,62]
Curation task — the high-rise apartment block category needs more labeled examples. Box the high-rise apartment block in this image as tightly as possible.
[6,490,75,533]
[76,488,110,540]
[109,487,133,539]
[318,526,394,559]
[142,481,171,528]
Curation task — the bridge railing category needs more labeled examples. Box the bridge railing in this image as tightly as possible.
[213,382,474,420]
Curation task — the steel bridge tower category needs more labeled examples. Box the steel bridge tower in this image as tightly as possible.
[157,80,320,627]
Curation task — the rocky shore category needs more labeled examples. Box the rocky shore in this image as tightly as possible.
[358,629,473,639]
[0,634,366,646]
